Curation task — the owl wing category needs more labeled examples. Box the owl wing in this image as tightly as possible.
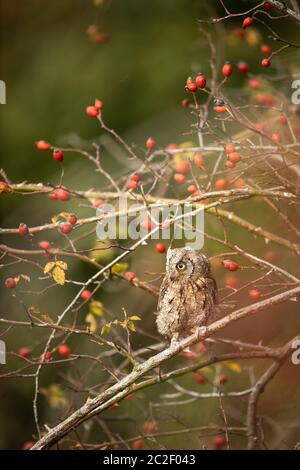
[156,274,171,314]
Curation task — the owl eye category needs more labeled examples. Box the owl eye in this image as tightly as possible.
[176,262,186,271]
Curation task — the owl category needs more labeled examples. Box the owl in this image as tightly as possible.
[156,247,218,342]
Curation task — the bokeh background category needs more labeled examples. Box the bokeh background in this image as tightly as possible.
[0,0,300,450]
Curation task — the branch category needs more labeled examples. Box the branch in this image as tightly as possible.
[31,284,300,449]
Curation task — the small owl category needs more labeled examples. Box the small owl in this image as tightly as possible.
[156,246,218,342]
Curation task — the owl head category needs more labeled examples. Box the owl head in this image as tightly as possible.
[166,246,211,279]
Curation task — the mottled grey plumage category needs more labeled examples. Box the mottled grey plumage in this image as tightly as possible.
[156,247,217,342]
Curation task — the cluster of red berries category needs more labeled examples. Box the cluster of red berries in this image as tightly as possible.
[36,140,65,163]
[185,73,207,93]
[18,344,71,361]
[86,24,109,44]
[224,143,241,170]
[48,186,71,201]
[86,98,104,118]
[127,173,141,190]
[60,213,77,235]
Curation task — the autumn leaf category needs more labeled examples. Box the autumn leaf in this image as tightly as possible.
[52,266,65,285]
[111,262,129,275]
[89,300,103,317]
[85,313,97,333]
[224,361,242,373]
[101,323,111,335]
[44,262,56,274]
[129,315,141,321]
[40,384,68,409]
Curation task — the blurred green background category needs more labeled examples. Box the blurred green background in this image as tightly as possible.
[0,0,300,450]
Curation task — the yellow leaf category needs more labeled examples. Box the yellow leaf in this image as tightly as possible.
[40,384,68,409]
[94,0,104,5]
[180,141,194,149]
[224,361,242,373]
[52,266,65,285]
[44,262,55,274]
[85,313,97,333]
[90,300,103,317]
[55,261,68,271]
[129,315,141,321]
[111,262,129,275]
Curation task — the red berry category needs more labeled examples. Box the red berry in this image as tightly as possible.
[22,441,35,450]
[225,144,235,154]
[146,137,155,150]
[174,173,186,184]
[279,115,287,125]
[195,341,206,353]
[140,219,154,231]
[0,181,9,192]
[127,180,138,190]
[131,173,141,183]
[18,223,29,236]
[95,32,109,44]
[228,151,241,163]
[155,243,166,254]
[194,153,204,168]
[237,61,249,73]
[36,140,51,151]
[94,199,104,208]
[81,289,92,301]
[18,347,31,358]
[143,421,158,434]
[195,74,207,89]
[261,58,271,68]
[68,213,77,225]
[40,351,53,362]
[225,275,240,289]
[248,78,260,89]
[215,178,228,190]
[124,271,136,281]
[55,187,71,201]
[219,374,228,384]
[86,24,98,36]
[187,184,197,193]
[39,240,50,250]
[60,222,73,234]
[86,106,99,118]
[265,250,277,262]
[222,62,233,78]
[181,98,190,108]
[57,344,71,358]
[255,94,274,105]
[213,435,226,450]
[176,160,190,174]
[225,160,235,169]
[261,44,271,55]
[194,372,206,384]
[94,98,104,110]
[242,17,253,29]
[264,2,273,10]
[53,149,64,162]
[214,104,227,113]
[186,81,197,93]
[183,350,195,360]
[272,132,282,143]
[133,439,143,450]
[5,277,16,289]
[222,259,238,271]
[234,179,245,189]
[249,289,261,300]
